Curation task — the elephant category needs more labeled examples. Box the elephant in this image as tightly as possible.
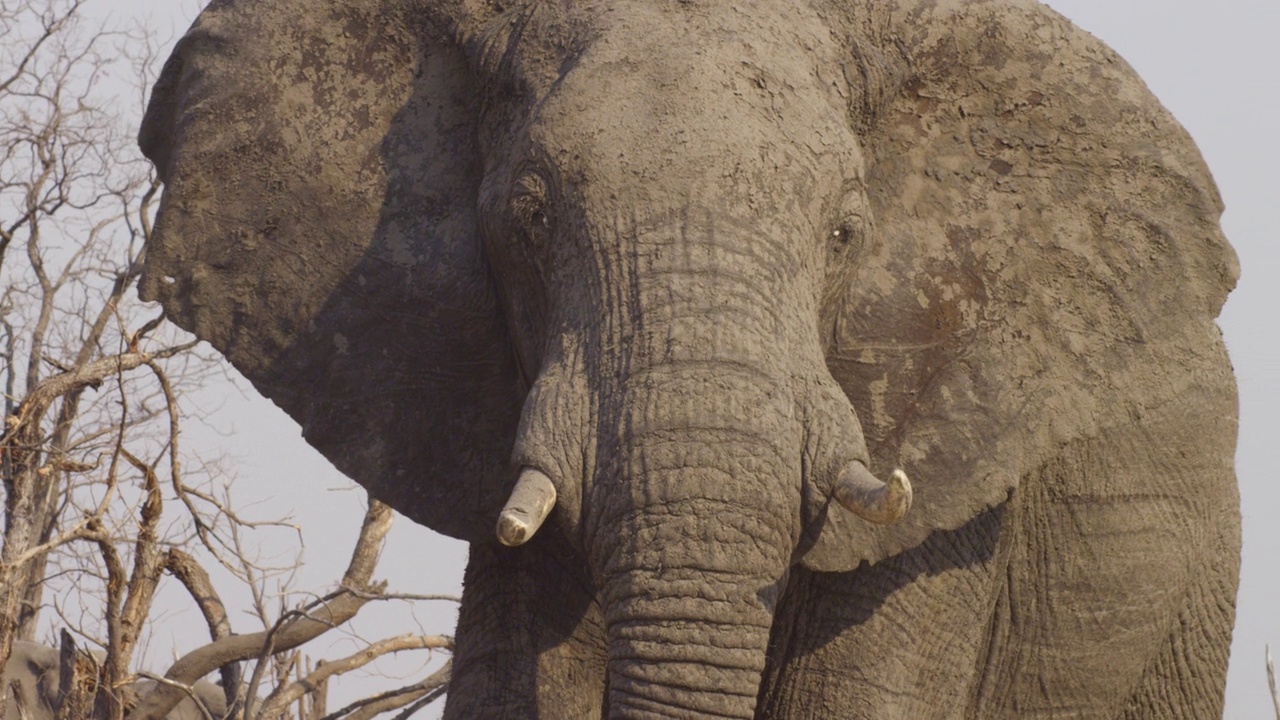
[135,0,1240,717]
[2,641,226,720]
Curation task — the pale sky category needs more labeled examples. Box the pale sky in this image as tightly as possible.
[82,1,1280,717]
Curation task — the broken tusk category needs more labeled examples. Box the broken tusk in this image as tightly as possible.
[833,463,912,525]
[496,467,557,547]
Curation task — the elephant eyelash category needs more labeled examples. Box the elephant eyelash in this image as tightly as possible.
[511,171,553,233]
[512,193,550,230]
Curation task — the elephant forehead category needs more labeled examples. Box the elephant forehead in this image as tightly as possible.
[527,3,862,201]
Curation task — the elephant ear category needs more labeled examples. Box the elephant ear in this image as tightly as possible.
[3,641,59,713]
[138,0,523,542]
[803,0,1238,571]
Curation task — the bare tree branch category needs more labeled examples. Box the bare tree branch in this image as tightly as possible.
[10,351,151,418]
[1268,644,1279,720]
[163,548,241,716]
[56,627,99,720]
[340,590,460,605]
[0,1,83,98]
[319,660,451,720]
[3,6,459,717]
[256,635,453,720]
[96,449,167,720]
[131,674,213,720]
[388,688,446,720]
[128,501,395,720]
[0,0,219,705]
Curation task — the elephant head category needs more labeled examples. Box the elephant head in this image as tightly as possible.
[137,0,1237,715]
[1,641,226,720]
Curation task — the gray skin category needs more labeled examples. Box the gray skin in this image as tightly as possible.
[136,0,1240,717]
[2,641,225,720]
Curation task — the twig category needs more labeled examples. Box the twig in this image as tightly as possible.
[129,312,164,348]
[9,351,151,416]
[340,590,460,604]
[1268,644,1280,720]
[388,688,446,720]
[134,673,215,720]
[8,680,29,720]
[256,635,453,719]
[0,518,109,568]
[318,660,451,720]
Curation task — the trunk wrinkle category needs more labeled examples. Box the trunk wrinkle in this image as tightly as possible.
[610,647,766,673]
[610,684,758,720]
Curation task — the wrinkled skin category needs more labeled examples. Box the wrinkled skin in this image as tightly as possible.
[137,0,1240,717]
[2,641,225,720]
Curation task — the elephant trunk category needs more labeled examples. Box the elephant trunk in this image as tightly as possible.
[588,368,800,719]
[604,564,775,718]
[502,215,871,716]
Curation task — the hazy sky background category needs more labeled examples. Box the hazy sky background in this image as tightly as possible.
[83,0,1279,716]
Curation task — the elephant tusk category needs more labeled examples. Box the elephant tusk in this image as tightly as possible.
[496,467,557,547]
[833,463,912,525]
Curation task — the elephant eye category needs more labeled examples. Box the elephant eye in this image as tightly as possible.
[829,215,866,259]
[511,171,554,234]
